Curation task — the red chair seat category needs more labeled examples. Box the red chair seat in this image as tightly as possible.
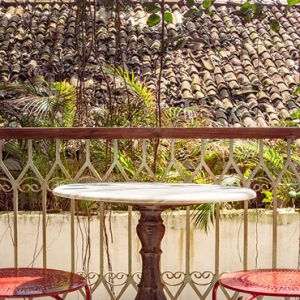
[214,269,300,299]
[0,268,89,299]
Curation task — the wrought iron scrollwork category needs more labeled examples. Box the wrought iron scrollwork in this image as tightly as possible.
[18,177,42,193]
[190,271,215,286]
[0,178,13,193]
[162,271,186,286]
[104,272,129,286]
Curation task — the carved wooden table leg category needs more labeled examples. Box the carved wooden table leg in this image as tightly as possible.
[135,206,167,300]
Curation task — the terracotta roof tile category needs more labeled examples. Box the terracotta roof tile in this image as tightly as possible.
[0,3,299,126]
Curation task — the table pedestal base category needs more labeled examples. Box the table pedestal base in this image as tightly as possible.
[135,206,167,300]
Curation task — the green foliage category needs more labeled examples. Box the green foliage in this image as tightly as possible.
[232,2,264,23]
[186,0,195,7]
[145,4,175,32]
[147,13,161,27]
[289,190,300,198]
[174,38,187,50]
[107,66,156,126]
[241,1,252,10]
[164,12,173,23]
[146,11,174,27]
[144,3,160,13]
[118,152,135,176]
[294,85,300,96]
[234,141,300,207]
[291,109,300,120]
[203,0,214,9]
[0,79,76,127]
[288,0,300,6]
[1,0,299,228]
[111,67,155,111]
[192,203,215,233]
[261,190,273,206]
[232,0,298,29]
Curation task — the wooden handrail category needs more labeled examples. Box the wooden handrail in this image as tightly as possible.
[0,127,299,139]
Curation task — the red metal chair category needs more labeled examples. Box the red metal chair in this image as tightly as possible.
[213,269,300,300]
[0,268,91,300]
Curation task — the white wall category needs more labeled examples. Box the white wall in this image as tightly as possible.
[0,209,298,300]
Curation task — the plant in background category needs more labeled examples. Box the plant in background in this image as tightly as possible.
[289,189,300,208]
[0,78,77,127]
[142,0,215,127]
[294,85,300,97]
[0,78,80,210]
[234,140,300,207]
[231,0,300,32]
[261,190,277,209]
[283,108,300,127]
[0,0,299,226]
[103,67,156,127]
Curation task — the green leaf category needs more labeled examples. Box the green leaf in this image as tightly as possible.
[241,1,252,11]
[144,3,160,13]
[251,3,258,11]
[290,110,300,119]
[164,12,173,23]
[203,0,213,9]
[288,0,300,6]
[186,0,195,7]
[294,85,300,96]
[146,14,161,27]
[270,19,280,32]
[262,190,273,203]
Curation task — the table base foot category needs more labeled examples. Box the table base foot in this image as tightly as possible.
[135,288,167,300]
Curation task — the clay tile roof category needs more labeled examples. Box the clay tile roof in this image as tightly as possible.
[0,2,299,127]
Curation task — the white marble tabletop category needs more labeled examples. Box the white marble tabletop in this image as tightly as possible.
[53,183,256,206]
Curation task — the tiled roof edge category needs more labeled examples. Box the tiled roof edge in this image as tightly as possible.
[0,0,295,6]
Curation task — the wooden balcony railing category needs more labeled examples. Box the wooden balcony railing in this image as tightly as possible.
[0,127,299,300]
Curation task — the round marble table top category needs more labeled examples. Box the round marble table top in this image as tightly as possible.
[53,183,256,206]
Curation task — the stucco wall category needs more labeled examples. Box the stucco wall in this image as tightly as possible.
[0,209,298,299]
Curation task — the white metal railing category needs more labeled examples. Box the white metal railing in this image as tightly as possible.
[0,128,299,299]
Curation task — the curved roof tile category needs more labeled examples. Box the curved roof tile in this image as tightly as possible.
[0,3,299,126]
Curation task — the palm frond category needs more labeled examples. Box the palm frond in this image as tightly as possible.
[192,203,215,233]
[109,66,155,110]
[0,82,41,96]
[0,80,76,127]
[2,140,27,169]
